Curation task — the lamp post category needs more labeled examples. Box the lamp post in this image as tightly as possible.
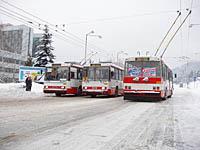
[84,31,101,64]
[189,24,200,28]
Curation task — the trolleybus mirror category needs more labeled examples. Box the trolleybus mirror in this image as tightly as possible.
[111,71,114,78]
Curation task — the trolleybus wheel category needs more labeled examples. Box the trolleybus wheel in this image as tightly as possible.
[55,93,62,97]
[91,94,96,98]
[115,87,118,97]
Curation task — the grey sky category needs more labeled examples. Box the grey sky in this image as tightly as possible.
[0,0,200,68]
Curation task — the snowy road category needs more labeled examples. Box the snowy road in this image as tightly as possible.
[0,87,200,150]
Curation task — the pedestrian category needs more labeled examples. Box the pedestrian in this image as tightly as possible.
[25,76,32,91]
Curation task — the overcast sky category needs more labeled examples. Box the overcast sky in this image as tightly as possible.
[0,0,200,68]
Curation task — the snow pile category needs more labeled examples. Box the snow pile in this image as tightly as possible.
[188,80,200,89]
[0,82,45,100]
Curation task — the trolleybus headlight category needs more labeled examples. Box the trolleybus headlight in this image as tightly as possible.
[125,86,128,89]
[133,77,139,81]
[153,86,156,90]
[157,87,160,90]
[102,87,107,90]
[61,86,65,89]
[44,86,48,89]
[128,86,131,89]
[83,87,87,90]
[103,81,109,85]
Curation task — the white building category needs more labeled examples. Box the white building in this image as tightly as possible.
[0,24,33,82]
[32,33,42,57]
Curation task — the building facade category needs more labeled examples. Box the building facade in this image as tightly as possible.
[0,24,33,82]
[32,33,42,57]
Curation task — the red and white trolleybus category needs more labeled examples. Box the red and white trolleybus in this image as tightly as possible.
[43,62,83,96]
[82,62,124,97]
[123,57,173,100]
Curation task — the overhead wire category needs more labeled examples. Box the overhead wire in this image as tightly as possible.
[179,0,184,56]
[67,10,177,25]
[186,0,194,56]
[154,11,181,56]
[0,0,105,52]
[161,10,192,58]
[0,8,85,48]
[65,6,200,25]
[0,0,104,53]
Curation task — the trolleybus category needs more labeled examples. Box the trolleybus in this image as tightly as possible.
[82,62,124,97]
[43,62,83,96]
[123,57,173,100]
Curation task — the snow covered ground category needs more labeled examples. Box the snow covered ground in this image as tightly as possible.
[0,81,200,150]
[0,82,45,100]
[0,80,199,100]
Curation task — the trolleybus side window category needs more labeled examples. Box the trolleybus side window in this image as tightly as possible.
[119,70,122,80]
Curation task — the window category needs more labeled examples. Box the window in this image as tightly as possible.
[125,61,161,77]
[88,67,95,80]
[70,67,77,80]
[87,67,109,81]
[77,68,82,80]
[96,67,109,80]
[45,66,69,81]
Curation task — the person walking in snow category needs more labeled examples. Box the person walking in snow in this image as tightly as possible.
[25,76,32,91]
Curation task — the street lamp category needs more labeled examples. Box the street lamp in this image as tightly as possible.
[189,24,200,28]
[84,31,101,63]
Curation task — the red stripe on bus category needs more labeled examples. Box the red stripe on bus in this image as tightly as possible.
[48,86,63,89]
[123,76,161,84]
[67,87,78,94]
[87,87,93,89]
[86,87,103,90]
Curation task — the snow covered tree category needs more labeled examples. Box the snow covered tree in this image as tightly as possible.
[34,25,55,67]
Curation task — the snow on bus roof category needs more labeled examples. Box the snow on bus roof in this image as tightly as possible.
[84,62,124,70]
[45,62,83,68]
[125,56,161,61]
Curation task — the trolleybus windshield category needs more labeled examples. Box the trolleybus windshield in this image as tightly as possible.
[88,67,109,81]
[45,67,69,81]
[125,61,161,77]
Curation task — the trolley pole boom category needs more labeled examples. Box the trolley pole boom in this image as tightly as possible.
[154,11,181,56]
[161,10,192,58]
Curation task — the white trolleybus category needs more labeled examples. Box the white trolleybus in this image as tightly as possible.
[82,62,124,97]
[43,62,83,96]
[123,57,173,101]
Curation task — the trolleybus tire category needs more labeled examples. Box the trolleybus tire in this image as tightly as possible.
[91,95,96,98]
[55,93,62,97]
[115,86,118,97]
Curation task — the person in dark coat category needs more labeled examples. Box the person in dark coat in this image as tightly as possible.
[25,76,32,91]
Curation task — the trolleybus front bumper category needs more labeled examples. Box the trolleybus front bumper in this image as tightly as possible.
[123,90,162,101]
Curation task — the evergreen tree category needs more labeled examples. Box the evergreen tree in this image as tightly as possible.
[34,25,55,67]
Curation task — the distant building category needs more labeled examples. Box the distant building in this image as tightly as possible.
[32,33,42,57]
[0,24,33,82]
